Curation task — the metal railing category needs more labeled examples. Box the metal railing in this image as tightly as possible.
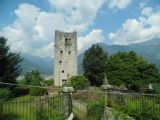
[72,90,104,120]
[72,89,160,120]
[0,95,65,120]
[105,92,160,120]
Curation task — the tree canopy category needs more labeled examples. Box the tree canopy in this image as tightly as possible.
[0,37,22,85]
[83,44,108,86]
[107,51,160,90]
[83,44,160,90]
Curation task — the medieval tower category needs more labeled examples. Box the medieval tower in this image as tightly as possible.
[54,30,77,86]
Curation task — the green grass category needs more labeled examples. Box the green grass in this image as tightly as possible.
[73,105,87,120]
[12,95,34,101]
[1,95,65,120]
[110,94,160,120]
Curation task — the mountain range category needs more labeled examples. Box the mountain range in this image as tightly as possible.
[21,53,53,75]
[21,39,160,75]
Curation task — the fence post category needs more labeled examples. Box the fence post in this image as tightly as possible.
[102,85,113,107]
[101,85,113,120]
[63,87,74,120]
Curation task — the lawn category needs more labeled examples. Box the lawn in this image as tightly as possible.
[0,95,65,120]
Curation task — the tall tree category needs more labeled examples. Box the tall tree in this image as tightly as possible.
[0,37,22,85]
[28,70,46,96]
[107,51,160,90]
[83,44,108,86]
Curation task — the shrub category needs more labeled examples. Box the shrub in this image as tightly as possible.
[87,96,105,119]
[0,88,11,101]
[115,98,160,120]
[44,79,54,86]
[70,75,90,90]
[29,87,47,96]
[16,79,27,85]
[25,70,47,96]
[14,86,29,97]
[36,105,49,120]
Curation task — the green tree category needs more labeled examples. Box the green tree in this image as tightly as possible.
[107,51,160,90]
[83,44,108,86]
[70,75,90,90]
[28,70,47,96]
[24,71,34,85]
[0,37,22,86]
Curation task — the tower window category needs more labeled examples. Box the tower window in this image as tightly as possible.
[65,38,68,45]
[68,51,71,55]
[60,51,63,54]
[62,70,64,73]
[65,38,72,46]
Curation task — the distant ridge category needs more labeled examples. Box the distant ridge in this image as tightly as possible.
[20,39,160,75]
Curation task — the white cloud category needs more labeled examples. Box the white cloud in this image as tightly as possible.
[141,7,153,16]
[78,29,104,53]
[0,0,133,57]
[109,6,160,45]
[34,42,54,57]
[0,1,106,57]
[106,0,132,10]
[48,0,105,32]
[0,3,66,57]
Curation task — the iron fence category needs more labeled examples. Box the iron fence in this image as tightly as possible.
[0,95,65,120]
[106,92,160,120]
[72,90,104,120]
[72,90,160,120]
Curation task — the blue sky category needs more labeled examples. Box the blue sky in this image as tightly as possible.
[0,0,160,57]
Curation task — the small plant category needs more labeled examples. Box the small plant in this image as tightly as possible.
[113,97,160,120]
[0,88,11,101]
[36,105,49,120]
[87,96,105,119]
[70,75,90,90]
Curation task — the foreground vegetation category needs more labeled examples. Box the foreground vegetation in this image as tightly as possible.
[110,93,160,120]
[73,92,160,120]
[0,95,64,120]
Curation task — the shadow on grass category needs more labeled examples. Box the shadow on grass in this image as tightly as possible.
[0,113,19,120]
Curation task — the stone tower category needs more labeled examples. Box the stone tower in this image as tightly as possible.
[54,30,77,86]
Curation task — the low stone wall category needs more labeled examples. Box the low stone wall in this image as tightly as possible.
[73,100,87,113]
[72,100,87,119]
[73,100,135,120]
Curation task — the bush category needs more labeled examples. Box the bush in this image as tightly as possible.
[70,75,90,90]
[44,79,54,86]
[115,98,160,120]
[0,88,11,101]
[87,97,105,119]
[29,87,47,96]
[14,86,29,97]
[16,79,27,85]
[24,70,47,96]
